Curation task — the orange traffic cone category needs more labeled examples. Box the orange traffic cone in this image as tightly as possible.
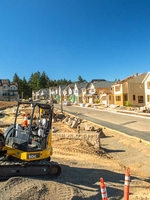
[23,114,28,127]
[124,167,130,200]
[100,178,108,200]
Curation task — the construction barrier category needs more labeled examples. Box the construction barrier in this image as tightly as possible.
[124,167,130,200]
[100,178,108,200]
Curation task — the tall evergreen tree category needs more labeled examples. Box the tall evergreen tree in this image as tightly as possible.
[78,75,85,82]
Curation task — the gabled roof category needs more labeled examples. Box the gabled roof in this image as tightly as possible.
[142,72,150,83]
[114,73,146,85]
[65,83,75,90]
[37,88,49,95]
[0,79,10,86]
[75,81,88,89]
[88,80,115,89]
[59,85,67,90]
[115,75,135,84]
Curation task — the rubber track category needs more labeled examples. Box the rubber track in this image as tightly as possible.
[0,157,61,180]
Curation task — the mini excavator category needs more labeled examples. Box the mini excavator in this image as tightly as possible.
[0,101,61,180]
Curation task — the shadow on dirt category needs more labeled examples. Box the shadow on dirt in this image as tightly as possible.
[101,147,125,154]
[51,164,137,199]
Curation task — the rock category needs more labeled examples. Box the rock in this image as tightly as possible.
[62,116,69,123]
[79,123,86,130]
[71,119,79,128]
[96,128,105,138]
[85,124,95,131]
[66,118,73,126]
[57,113,65,120]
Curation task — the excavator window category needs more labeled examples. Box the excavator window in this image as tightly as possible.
[6,102,53,152]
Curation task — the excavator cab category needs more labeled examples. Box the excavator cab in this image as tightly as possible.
[0,101,61,180]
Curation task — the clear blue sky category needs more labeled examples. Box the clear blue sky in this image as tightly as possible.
[0,0,150,82]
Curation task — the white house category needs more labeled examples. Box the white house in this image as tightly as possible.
[74,82,88,103]
[142,72,150,106]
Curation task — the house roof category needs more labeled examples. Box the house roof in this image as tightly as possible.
[89,81,115,89]
[128,73,147,83]
[113,73,146,85]
[65,83,75,90]
[59,85,67,90]
[142,72,150,83]
[75,82,88,89]
[37,88,49,95]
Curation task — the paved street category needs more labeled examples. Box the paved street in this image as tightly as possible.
[55,104,150,142]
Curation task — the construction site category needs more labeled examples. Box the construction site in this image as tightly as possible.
[0,101,150,199]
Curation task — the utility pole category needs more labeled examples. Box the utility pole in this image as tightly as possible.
[60,85,63,113]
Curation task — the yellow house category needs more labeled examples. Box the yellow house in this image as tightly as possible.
[112,73,146,106]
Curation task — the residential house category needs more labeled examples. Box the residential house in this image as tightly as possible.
[85,79,115,104]
[0,79,19,101]
[56,85,66,102]
[74,82,88,103]
[63,83,75,102]
[142,72,150,106]
[112,73,146,106]
[32,88,49,100]
[49,86,59,100]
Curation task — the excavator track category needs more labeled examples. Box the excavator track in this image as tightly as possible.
[0,157,61,180]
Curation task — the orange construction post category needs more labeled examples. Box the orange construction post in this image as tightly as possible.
[22,114,28,127]
[100,178,108,200]
[124,167,130,200]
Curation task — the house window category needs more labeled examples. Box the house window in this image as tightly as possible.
[124,94,128,101]
[109,95,111,101]
[147,95,150,102]
[115,85,121,92]
[138,96,144,103]
[91,89,95,93]
[116,96,121,101]
[133,95,136,101]
[147,82,150,89]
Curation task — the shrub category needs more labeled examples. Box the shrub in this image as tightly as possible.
[125,101,131,106]
[95,99,100,104]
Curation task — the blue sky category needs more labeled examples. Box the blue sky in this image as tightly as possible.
[0,0,150,82]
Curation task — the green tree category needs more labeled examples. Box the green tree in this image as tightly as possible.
[78,75,85,82]
[13,73,20,83]
[28,72,41,90]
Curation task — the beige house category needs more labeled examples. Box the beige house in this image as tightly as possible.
[112,73,146,106]
[142,72,150,106]
[0,79,19,101]
[85,80,115,105]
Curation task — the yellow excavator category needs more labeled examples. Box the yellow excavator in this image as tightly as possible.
[0,101,61,180]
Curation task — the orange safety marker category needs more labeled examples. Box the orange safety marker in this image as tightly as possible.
[100,178,108,200]
[23,114,28,127]
[124,167,130,200]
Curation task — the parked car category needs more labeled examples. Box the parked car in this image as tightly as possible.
[64,101,71,106]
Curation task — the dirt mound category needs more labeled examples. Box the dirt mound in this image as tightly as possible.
[53,138,105,156]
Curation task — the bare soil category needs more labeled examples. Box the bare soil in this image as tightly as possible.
[0,101,17,110]
[0,104,150,199]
